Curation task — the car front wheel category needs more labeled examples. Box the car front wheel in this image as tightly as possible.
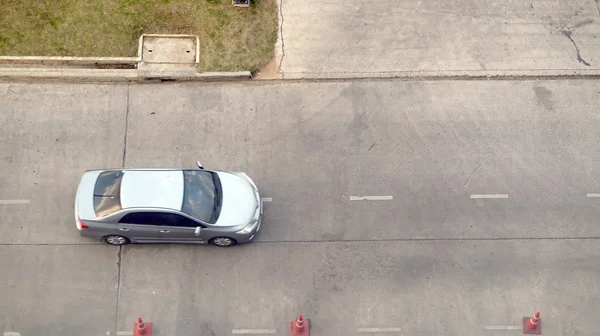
[103,235,130,246]
[210,237,237,247]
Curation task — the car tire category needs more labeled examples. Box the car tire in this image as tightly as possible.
[103,235,130,246]
[210,237,237,247]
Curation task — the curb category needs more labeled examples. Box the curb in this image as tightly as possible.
[139,71,252,82]
[280,69,600,80]
[0,68,252,83]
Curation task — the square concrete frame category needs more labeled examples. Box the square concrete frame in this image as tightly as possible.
[137,34,200,65]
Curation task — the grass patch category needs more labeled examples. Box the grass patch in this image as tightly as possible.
[0,0,278,72]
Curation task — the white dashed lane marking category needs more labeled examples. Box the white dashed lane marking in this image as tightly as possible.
[470,194,509,199]
[357,327,403,332]
[0,199,30,205]
[484,325,521,330]
[350,196,394,201]
[261,197,272,213]
[232,329,276,334]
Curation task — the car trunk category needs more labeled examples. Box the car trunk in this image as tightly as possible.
[75,170,104,221]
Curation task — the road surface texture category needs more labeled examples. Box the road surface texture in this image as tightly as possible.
[1,80,600,336]
[275,0,600,78]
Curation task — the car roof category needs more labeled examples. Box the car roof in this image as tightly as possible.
[120,170,184,211]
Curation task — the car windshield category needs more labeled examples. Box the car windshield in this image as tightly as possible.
[94,170,123,217]
[182,170,222,224]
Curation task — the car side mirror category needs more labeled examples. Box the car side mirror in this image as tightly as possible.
[196,161,204,169]
[194,226,202,236]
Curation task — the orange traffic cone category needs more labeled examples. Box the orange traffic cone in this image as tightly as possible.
[522,312,541,334]
[290,314,310,336]
[133,317,153,336]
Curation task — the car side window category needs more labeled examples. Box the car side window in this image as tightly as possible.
[119,212,158,225]
[158,213,201,228]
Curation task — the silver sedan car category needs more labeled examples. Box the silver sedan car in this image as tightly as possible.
[74,162,262,247]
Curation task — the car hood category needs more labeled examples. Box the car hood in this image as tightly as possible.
[214,172,258,227]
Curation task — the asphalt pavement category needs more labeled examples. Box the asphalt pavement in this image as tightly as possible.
[1,80,600,335]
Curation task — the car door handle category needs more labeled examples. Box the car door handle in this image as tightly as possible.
[119,228,130,232]
[160,230,170,233]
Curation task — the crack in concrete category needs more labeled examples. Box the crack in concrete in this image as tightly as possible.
[596,0,600,16]
[114,85,129,334]
[253,236,600,243]
[561,30,592,66]
[0,243,106,245]
[277,0,285,78]
[573,19,594,29]
[122,85,130,167]
[114,246,123,333]
[462,157,485,189]
[250,74,600,82]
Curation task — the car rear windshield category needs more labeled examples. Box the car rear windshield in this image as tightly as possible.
[182,170,222,224]
[93,171,123,217]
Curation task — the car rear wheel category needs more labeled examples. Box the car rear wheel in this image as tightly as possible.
[103,235,130,246]
[210,237,237,247]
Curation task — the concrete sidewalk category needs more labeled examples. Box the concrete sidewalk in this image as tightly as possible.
[276,0,600,78]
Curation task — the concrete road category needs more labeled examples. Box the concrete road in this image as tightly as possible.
[1,80,600,336]
[0,84,125,335]
[276,0,600,78]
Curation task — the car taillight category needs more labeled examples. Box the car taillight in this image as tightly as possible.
[78,217,89,229]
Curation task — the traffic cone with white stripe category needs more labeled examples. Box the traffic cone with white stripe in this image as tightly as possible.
[522,312,541,334]
[290,314,310,336]
[133,317,153,336]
